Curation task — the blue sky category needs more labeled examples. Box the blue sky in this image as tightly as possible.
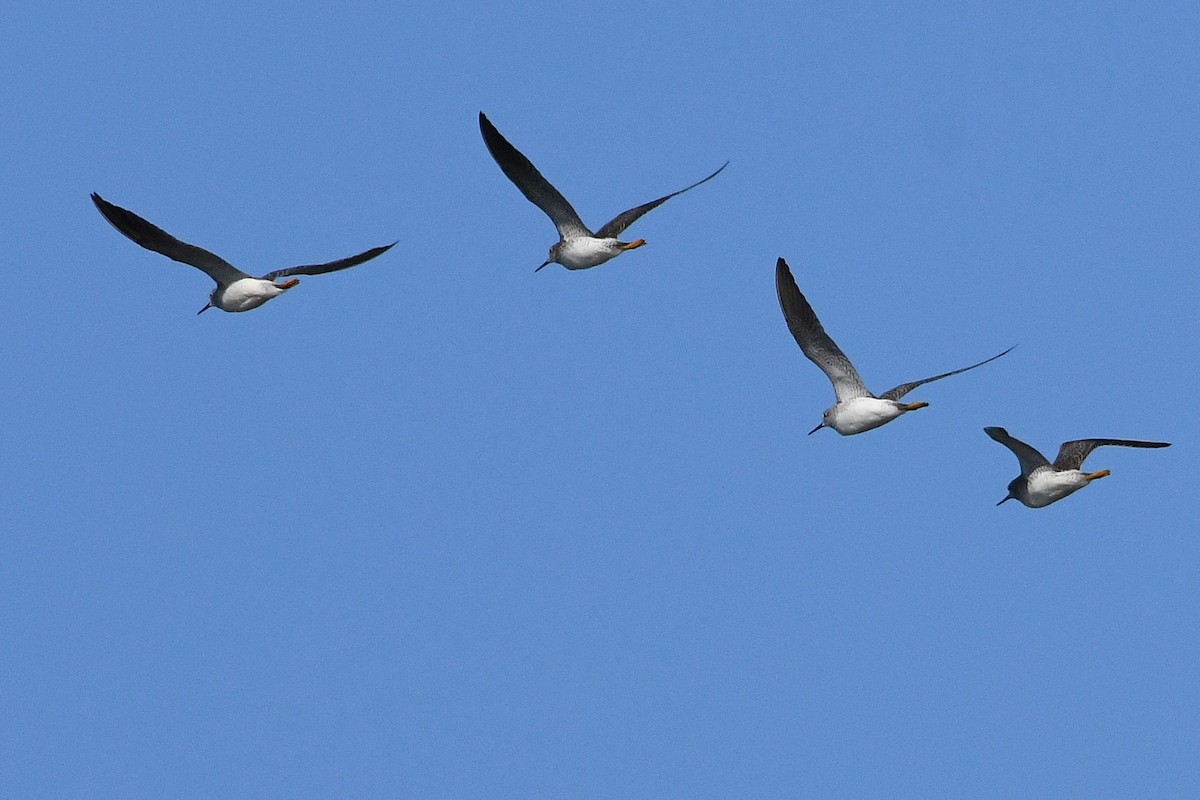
[2,2,1197,797]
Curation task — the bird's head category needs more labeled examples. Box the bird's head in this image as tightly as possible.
[198,287,220,315]
[996,478,1022,506]
[808,408,835,435]
[536,245,559,272]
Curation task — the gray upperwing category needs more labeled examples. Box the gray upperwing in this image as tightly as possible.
[262,242,397,280]
[879,346,1014,401]
[594,161,728,239]
[478,112,591,240]
[984,427,1051,477]
[1053,438,1171,471]
[775,258,870,402]
[91,193,248,286]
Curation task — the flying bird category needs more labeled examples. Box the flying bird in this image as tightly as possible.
[984,426,1170,508]
[479,112,727,271]
[775,257,1012,435]
[91,193,395,314]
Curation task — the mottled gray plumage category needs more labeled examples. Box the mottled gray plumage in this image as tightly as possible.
[93,193,249,286]
[592,166,729,239]
[878,348,1014,401]
[983,427,1051,476]
[1051,438,1171,470]
[478,112,727,241]
[775,257,870,402]
[986,427,1172,476]
[91,193,395,286]
[775,257,1012,402]
[261,246,396,280]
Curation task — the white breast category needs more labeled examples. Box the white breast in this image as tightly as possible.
[1023,469,1091,508]
[827,397,905,435]
[216,278,285,312]
[556,237,623,269]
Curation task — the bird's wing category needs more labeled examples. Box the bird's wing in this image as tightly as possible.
[478,112,591,240]
[595,162,728,239]
[775,258,871,402]
[984,427,1051,477]
[1053,438,1171,470]
[91,193,249,286]
[262,242,397,280]
[878,346,1014,401]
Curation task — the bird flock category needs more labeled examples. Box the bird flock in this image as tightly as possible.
[91,111,1170,510]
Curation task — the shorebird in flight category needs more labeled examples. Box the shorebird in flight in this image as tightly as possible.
[984,426,1170,508]
[479,112,727,271]
[775,257,1012,436]
[92,193,395,314]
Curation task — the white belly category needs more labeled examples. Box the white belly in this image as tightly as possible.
[215,278,284,312]
[556,237,623,269]
[1023,470,1090,508]
[827,397,905,435]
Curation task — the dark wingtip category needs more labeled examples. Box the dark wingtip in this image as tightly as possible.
[775,257,792,284]
[695,160,729,187]
[983,427,1013,447]
[360,241,399,261]
[90,192,127,232]
[478,112,506,156]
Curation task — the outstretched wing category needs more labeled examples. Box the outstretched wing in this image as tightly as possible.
[479,112,591,240]
[879,346,1014,401]
[262,242,396,280]
[1053,438,1171,470]
[775,258,870,403]
[91,192,248,286]
[595,161,728,239]
[984,427,1050,477]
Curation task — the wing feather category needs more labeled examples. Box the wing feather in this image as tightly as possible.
[879,346,1013,401]
[91,193,248,286]
[262,242,396,280]
[984,427,1051,477]
[775,258,870,402]
[479,113,591,240]
[1053,438,1171,470]
[594,162,728,239]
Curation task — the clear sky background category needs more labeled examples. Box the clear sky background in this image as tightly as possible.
[2,2,1196,797]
